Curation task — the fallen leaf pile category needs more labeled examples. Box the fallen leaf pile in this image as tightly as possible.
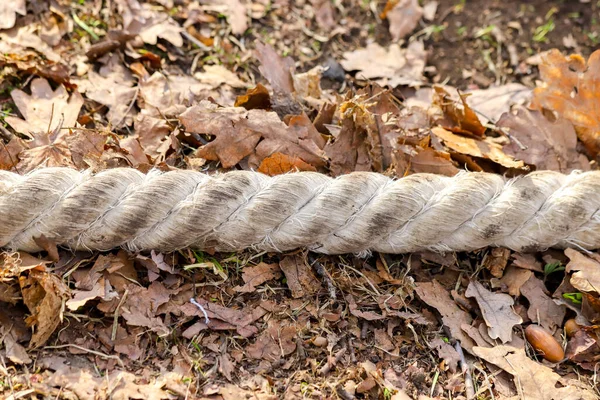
[0,1,600,399]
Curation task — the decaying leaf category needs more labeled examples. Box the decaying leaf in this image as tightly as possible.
[19,270,69,348]
[279,255,320,298]
[246,323,296,361]
[381,0,423,42]
[473,345,597,400]
[520,275,566,331]
[179,101,326,169]
[77,54,138,127]
[5,78,83,136]
[531,49,600,158]
[203,0,248,35]
[414,280,475,351]
[116,0,183,46]
[0,0,26,30]
[499,107,589,172]
[432,127,525,169]
[565,248,600,294]
[465,281,522,343]
[432,86,486,138]
[258,152,317,176]
[233,262,282,292]
[340,41,426,87]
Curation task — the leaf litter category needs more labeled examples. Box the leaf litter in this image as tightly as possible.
[0,1,600,399]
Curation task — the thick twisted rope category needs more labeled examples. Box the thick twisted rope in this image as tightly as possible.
[1,167,600,254]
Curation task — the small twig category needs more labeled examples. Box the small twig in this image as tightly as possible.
[112,288,129,341]
[44,344,124,367]
[319,346,346,375]
[455,341,475,400]
[181,31,212,51]
[309,255,336,300]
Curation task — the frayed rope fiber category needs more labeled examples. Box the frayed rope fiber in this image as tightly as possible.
[1,167,600,254]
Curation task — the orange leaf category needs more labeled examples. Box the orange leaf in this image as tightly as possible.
[433,86,487,138]
[531,49,600,158]
[257,152,317,176]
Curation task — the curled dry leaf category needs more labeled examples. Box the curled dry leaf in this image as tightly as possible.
[5,78,83,136]
[19,270,69,348]
[565,248,600,294]
[473,345,597,400]
[258,152,317,176]
[0,0,26,29]
[465,280,522,343]
[431,127,525,170]
[531,49,600,158]
[520,275,566,331]
[116,0,183,47]
[381,0,423,41]
[432,86,486,138]
[499,107,589,172]
[340,41,426,87]
[179,101,326,169]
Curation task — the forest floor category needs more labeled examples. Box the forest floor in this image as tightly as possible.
[1,0,600,399]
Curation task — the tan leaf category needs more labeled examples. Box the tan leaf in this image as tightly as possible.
[499,107,589,172]
[414,280,475,351]
[465,281,522,343]
[5,78,83,136]
[179,101,326,168]
[19,270,69,348]
[0,0,26,29]
[520,275,566,331]
[499,265,533,297]
[473,345,597,400]
[279,254,320,299]
[233,262,282,292]
[531,49,600,158]
[565,248,600,294]
[194,64,248,89]
[431,126,525,169]
[77,54,137,127]
[116,0,183,46]
[258,152,317,176]
[340,41,426,87]
[382,0,423,41]
[3,331,31,364]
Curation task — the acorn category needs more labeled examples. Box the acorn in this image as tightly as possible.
[564,319,581,338]
[525,325,564,363]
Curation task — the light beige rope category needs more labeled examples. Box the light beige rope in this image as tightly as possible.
[1,167,599,254]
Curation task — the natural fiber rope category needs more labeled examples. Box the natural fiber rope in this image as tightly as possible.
[1,167,600,254]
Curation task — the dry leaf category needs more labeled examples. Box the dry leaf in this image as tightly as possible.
[233,262,282,292]
[246,323,296,361]
[0,0,26,29]
[19,270,69,348]
[116,0,183,46]
[499,107,588,172]
[432,86,486,138]
[279,255,320,299]
[473,345,597,400]
[202,0,248,35]
[194,64,248,89]
[5,78,83,136]
[565,248,600,294]
[499,265,533,297]
[414,280,475,351]
[340,41,426,87]
[520,275,566,331]
[258,152,317,176]
[382,0,423,41]
[234,83,271,110]
[432,127,525,169]
[531,49,600,158]
[0,25,61,62]
[179,101,326,168]
[465,281,522,343]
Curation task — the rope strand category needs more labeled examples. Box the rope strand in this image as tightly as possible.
[1,168,599,254]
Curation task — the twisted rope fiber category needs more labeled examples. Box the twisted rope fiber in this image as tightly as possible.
[1,167,600,254]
